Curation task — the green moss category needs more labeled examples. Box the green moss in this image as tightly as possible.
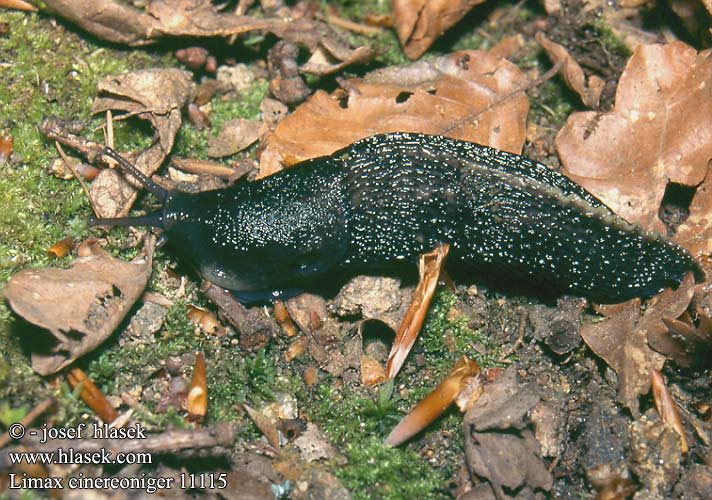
[418,290,503,376]
[591,15,631,59]
[318,0,409,67]
[340,437,449,500]
[209,348,279,420]
[305,382,449,499]
[529,79,577,128]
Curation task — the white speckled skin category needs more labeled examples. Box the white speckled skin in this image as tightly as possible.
[128,133,702,302]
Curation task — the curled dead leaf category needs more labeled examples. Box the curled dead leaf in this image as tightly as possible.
[536,32,605,109]
[580,274,696,414]
[187,352,207,419]
[41,0,375,73]
[392,0,487,59]
[4,237,155,375]
[89,68,194,218]
[650,313,712,368]
[386,243,449,379]
[650,369,688,453]
[46,237,74,259]
[384,356,479,446]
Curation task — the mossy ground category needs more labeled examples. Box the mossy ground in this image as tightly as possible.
[0,2,630,499]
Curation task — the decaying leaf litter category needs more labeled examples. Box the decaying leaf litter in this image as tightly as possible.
[1,0,712,498]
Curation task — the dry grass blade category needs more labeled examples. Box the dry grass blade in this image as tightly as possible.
[67,368,118,423]
[384,356,479,446]
[650,369,688,453]
[187,352,208,419]
[386,243,449,379]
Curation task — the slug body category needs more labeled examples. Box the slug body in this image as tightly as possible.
[99,133,702,303]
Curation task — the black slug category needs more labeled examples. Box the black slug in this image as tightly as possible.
[94,132,702,303]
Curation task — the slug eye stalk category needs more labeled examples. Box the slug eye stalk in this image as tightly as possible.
[87,148,167,229]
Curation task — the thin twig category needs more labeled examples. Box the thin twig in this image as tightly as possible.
[56,142,101,218]
[316,12,384,36]
[498,309,527,362]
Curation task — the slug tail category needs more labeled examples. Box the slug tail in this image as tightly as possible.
[88,211,164,229]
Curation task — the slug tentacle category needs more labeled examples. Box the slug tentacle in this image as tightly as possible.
[99,147,169,202]
[87,211,164,229]
[91,133,702,303]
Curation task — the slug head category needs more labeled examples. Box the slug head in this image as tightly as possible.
[89,148,349,295]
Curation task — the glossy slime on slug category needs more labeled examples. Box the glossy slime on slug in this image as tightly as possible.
[93,132,703,303]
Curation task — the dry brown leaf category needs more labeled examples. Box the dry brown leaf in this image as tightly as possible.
[580,274,696,414]
[654,312,712,368]
[46,237,73,259]
[392,0,487,59]
[463,367,551,496]
[384,356,479,446]
[260,49,529,176]
[536,32,605,109]
[650,369,689,453]
[186,305,221,334]
[360,355,387,387]
[207,118,261,158]
[674,171,712,257]
[41,0,375,72]
[0,133,12,165]
[244,404,280,448]
[187,352,208,419]
[556,42,712,239]
[386,244,449,379]
[4,237,154,375]
[67,368,118,423]
[90,68,194,218]
[300,43,374,76]
[285,336,308,362]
